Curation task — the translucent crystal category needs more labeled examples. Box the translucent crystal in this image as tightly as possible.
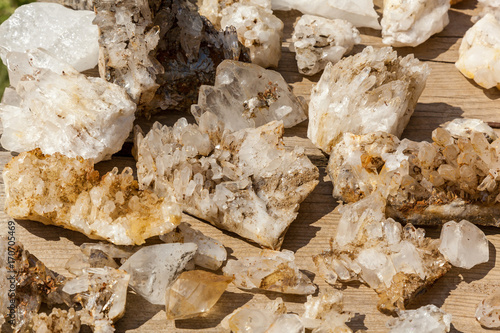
[291,15,360,76]
[192,60,307,131]
[223,249,317,295]
[3,150,182,245]
[476,293,500,328]
[474,0,500,22]
[381,0,450,47]
[308,46,430,153]
[31,308,81,333]
[120,243,197,305]
[301,289,353,333]
[65,243,133,276]
[0,3,98,72]
[165,270,232,320]
[198,0,272,28]
[387,305,452,332]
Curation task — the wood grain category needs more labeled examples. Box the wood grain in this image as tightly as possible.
[2,1,499,332]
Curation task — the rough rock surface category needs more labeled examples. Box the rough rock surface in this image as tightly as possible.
[31,308,81,333]
[476,293,500,328]
[387,305,452,332]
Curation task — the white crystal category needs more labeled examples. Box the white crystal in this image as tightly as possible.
[456,14,500,90]
[381,0,450,47]
[476,293,500,328]
[65,243,133,276]
[301,289,353,333]
[271,0,381,29]
[444,118,499,142]
[119,243,197,305]
[192,60,308,131]
[0,3,98,72]
[474,0,500,22]
[291,15,360,76]
[198,0,272,28]
[387,305,452,333]
[308,46,430,153]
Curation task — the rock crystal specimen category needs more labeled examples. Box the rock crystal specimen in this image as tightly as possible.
[301,289,354,332]
[308,46,429,153]
[476,293,500,328]
[135,113,319,249]
[0,3,98,72]
[456,14,500,90]
[3,150,182,245]
[387,305,452,332]
[223,250,316,295]
[381,0,450,47]
[198,0,272,28]
[291,15,361,76]
[192,60,307,131]
[313,194,451,313]
[271,0,381,29]
[31,308,81,333]
[474,0,500,22]
[327,119,500,226]
[165,270,233,320]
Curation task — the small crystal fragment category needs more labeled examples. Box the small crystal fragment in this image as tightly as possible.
[192,60,307,131]
[3,150,182,245]
[387,305,452,332]
[476,293,500,328]
[381,0,450,47]
[474,0,500,22]
[31,308,81,333]
[65,243,133,276]
[301,289,353,332]
[165,270,232,320]
[308,46,430,153]
[120,243,198,305]
[291,15,360,76]
[223,249,317,295]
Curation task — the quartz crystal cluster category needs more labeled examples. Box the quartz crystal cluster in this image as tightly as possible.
[223,250,317,295]
[135,113,319,249]
[301,289,354,332]
[308,46,430,153]
[476,293,500,328]
[327,119,500,226]
[31,308,81,333]
[381,0,450,47]
[192,60,307,131]
[3,150,182,245]
[456,14,500,90]
[387,305,452,332]
[198,0,272,28]
[291,15,361,76]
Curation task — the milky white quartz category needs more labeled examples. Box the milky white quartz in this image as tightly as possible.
[199,0,272,28]
[31,308,81,333]
[301,289,353,332]
[119,243,198,305]
[271,0,381,29]
[474,0,500,22]
[192,60,307,131]
[0,3,98,72]
[387,305,452,332]
[223,249,316,295]
[308,46,430,153]
[381,0,450,47]
[456,14,500,90]
[476,293,500,328]
[291,15,360,76]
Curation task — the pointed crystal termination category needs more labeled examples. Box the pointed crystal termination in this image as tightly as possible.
[3,150,182,245]
[31,308,81,333]
[313,194,451,314]
[301,289,354,332]
[165,270,232,320]
[327,118,500,226]
[135,113,319,249]
[307,46,430,154]
[476,293,500,328]
[120,243,197,305]
[192,60,307,132]
[387,305,452,333]
[291,15,361,76]
[223,250,317,295]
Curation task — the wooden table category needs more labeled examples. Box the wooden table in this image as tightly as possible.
[3,1,500,331]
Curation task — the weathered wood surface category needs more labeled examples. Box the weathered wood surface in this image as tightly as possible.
[2,1,500,332]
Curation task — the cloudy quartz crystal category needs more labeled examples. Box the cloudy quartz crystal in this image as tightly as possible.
[474,0,500,22]
[387,305,452,332]
[192,60,307,131]
[308,46,430,153]
[301,289,354,332]
[135,113,318,249]
[476,293,500,328]
[381,0,450,47]
[291,15,360,76]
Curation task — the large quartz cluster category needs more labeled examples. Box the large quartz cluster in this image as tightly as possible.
[192,60,307,131]
[387,305,452,332]
[3,150,182,245]
[308,46,430,153]
[135,112,319,249]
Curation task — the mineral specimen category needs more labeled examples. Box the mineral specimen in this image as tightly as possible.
[135,113,319,249]
[3,150,182,245]
[65,243,133,276]
[160,222,227,270]
[387,305,452,332]
[0,3,99,72]
[223,250,316,295]
[456,14,500,90]
[474,0,500,22]
[165,270,233,320]
[476,293,500,328]
[381,0,450,47]
[313,194,451,313]
[327,119,500,226]
[120,243,197,305]
[291,15,360,76]
[308,46,430,153]
[191,60,307,131]
[439,220,489,269]
[31,308,81,333]
[301,289,353,332]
